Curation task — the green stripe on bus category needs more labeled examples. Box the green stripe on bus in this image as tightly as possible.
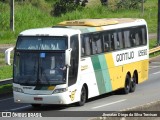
[91,56,106,94]
[98,55,112,92]
[80,28,89,33]
[87,27,97,32]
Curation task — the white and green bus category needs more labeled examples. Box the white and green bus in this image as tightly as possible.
[6,18,149,107]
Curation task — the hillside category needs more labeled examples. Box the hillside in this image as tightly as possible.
[0,0,158,44]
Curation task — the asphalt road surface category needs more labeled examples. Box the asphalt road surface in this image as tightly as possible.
[0,56,160,120]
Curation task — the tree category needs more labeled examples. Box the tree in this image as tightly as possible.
[51,0,86,17]
[100,0,108,6]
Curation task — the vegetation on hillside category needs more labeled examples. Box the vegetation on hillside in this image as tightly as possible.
[0,0,158,80]
[0,0,158,44]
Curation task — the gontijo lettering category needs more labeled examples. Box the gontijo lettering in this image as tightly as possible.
[116,51,134,62]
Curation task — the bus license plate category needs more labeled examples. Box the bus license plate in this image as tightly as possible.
[34,97,43,101]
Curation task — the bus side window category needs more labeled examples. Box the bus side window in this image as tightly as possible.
[135,32,140,46]
[103,33,110,52]
[118,31,124,49]
[110,33,115,51]
[91,38,97,54]
[134,27,142,46]
[92,33,102,54]
[130,28,136,47]
[141,27,147,45]
[84,36,91,56]
[69,35,79,86]
[137,27,146,46]
[96,36,102,53]
[81,36,85,57]
[124,30,131,48]
[113,32,120,50]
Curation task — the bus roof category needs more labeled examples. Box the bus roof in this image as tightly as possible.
[58,18,144,27]
[19,18,147,36]
[57,18,147,34]
[19,27,80,36]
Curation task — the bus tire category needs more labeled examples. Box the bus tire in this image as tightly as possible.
[76,86,87,106]
[130,73,136,92]
[122,74,131,94]
[31,104,41,108]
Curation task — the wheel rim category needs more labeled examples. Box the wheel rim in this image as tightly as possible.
[131,75,136,88]
[126,78,130,90]
[81,87,86,103]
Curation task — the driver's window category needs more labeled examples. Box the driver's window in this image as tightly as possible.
[69,35,79,86]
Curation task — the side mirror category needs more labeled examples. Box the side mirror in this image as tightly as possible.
[65,48,72,67]
[5,47,14,65]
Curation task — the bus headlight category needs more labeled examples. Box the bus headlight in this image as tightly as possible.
[13,87,24,93]
[53,88,67,94]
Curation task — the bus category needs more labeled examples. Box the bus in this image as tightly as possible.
[6,18,149,107]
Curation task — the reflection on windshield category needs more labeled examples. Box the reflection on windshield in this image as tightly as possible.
[40,53,66,84]
[14,52,66,85]
[16,36,67,50]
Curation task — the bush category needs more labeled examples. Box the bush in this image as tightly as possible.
[51,0,85,17]
[116,0,147,9]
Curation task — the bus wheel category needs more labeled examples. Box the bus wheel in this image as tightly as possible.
[31,104,41,108]
[77,86,87,106]
[122,74,131,94]
[130,73,136,92]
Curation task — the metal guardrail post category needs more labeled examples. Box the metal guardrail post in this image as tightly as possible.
[149,46,160,54]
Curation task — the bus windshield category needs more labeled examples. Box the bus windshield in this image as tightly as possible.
[16,36,67,50]
[14,52,66,85]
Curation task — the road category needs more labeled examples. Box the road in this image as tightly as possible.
[0,57,160,120]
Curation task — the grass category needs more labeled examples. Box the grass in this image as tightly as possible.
[0,84,12,94]
[150,51,160,58]
[149,39,160,58]
[0,0,158,44]
[0,52,13,80]
[0,66,12,80]
[149,39,157,49]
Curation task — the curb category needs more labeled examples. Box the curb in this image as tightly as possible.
[0,92,13,99]
[120,100,160,112]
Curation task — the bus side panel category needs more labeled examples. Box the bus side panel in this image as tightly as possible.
[123,59,148,84]
[91,55,112,94]
[80,57,99,98]
[105,53,124,91]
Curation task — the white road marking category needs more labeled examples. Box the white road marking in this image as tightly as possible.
[152,71,160,75]
[91,99,127,109]
[149,66,160,69]
[10,105,31,111]
[0,97,13,102]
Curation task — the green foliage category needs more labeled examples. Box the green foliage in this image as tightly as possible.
[149,39,157,49]
[51,0,84,17]
[0,0,158,44]
[116,0,147,9]
[22,0,51,12]
[0,66,12,79]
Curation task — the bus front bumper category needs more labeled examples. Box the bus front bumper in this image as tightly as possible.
[13,92,72,105]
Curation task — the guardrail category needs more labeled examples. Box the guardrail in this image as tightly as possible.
[149,46,160,54]
[0,78,12,86]
[1,46,160,86]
